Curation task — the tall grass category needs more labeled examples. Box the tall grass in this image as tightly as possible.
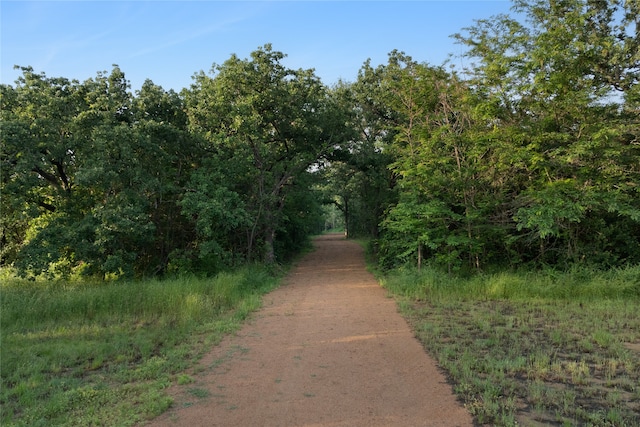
[1,266,279,427]
[381,264,640,302]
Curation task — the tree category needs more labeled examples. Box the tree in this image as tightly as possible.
[360,0,638,271]
[454,0,640,266]
[1,67,91,276]
[185,44,350,263]
[1,66,199,278]
[363,52,493,271]
[328,67,398,240]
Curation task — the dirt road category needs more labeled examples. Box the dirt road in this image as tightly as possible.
[149,234,473,426]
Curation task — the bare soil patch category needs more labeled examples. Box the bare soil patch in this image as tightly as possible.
[148,234,473,426]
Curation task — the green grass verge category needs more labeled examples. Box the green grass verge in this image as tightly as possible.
[1,266,280,427]
[381,265,640,426]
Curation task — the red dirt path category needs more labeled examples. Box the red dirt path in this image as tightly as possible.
[148,234,473,426]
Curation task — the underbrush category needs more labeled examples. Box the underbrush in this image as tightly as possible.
[0,267,279,427]
[382,265,640,426]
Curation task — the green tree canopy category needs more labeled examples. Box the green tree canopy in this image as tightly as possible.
[1,66,199,278]
[185,44,351,263]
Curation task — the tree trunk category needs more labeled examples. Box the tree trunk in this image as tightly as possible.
[264,227,276,264]
[344,199,350,238]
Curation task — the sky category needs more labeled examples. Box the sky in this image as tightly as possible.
[1,1,514,93]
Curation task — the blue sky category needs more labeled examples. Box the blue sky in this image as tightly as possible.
[1,1,513,92]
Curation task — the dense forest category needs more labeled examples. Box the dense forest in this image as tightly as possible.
[1,0,639,279]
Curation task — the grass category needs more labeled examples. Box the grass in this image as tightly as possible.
[0,266,280,427]
[381,265,640,426]
[4,240,639,426]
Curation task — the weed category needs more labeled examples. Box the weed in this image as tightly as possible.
[187,388,210,399]
[593,329,616,349]
[177,374,194,385]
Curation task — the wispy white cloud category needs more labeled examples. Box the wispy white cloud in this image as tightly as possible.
[37,28,115,70]
[126,4,269,59]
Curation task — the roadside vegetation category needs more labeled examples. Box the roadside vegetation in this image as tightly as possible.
[0,268,279,426]
[382,265,640,426]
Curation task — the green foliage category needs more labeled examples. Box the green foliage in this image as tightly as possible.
[185,44,350,264]
[1,46,348,278]
[2,1,638,278]
[323,69,398,239]
[273,171,325,260]
[1,66,199,278]
[179,165,250,273]
[368,0,640,271]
